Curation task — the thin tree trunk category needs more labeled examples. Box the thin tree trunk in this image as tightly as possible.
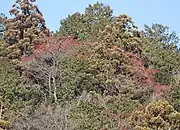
[53,77,57,103]
[48,73,51,100]
[0,102,3,120]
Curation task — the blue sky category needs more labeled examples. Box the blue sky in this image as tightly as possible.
[1,0,180,36]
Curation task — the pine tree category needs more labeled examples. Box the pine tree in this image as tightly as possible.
[84,2,113,41]
[143,23,179,51]
[58,2,113,41]
[99,14,142,52]
[2,0,49,59]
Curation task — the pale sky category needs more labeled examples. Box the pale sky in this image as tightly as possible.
[1,0,180,37]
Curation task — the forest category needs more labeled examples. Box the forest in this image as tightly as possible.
[0,0,180,130]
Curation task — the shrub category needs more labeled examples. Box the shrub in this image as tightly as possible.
[164,85,180,112]
[130,100,180,130]
[11,104,74,130]
[70,91,139,130]
[0,119,11,130]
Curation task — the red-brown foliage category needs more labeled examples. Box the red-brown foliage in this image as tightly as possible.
[20,38,168,97]
[126,52,168,97]
[20,36,80,62]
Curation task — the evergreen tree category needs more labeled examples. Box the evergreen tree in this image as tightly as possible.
[81,15,145,95]
[84,2,113,40]
[1,0,49,59]
[58,12,86,38]
[130,100,180,130]
[143,23,179,51]
[58,2,113,41]
[99,14,142,52]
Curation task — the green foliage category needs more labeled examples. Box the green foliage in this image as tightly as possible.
[54,54,89,103]
[70,91,139,130]
[0,58,22,109]
[58,2,113,41]
[83,40,153,99]
[130,100,180,130]
[81,15,145,95]
[164,86,180,112]
[142,24,180,85]
[143,24,179,47]
[0,57,42,122]
[1,0,49,59]
[0,13,6,38]
[0,119,11,130]
[1,1,180,129]
[170,86,180,112]
[58,12,86,37]
[155,70,173,85]
[98,14,142,52]
[22,39,153,106]
[85,41,131,95]
[84,2,113,40]
[21,51,89,104]
[142,38,180,85]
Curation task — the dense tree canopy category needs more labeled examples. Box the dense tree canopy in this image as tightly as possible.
[141,24,180,85]
[0,0,49,59]
[0,1,180,130]
[58,2,113,41]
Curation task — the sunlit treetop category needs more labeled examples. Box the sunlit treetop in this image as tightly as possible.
[1,0,49,59]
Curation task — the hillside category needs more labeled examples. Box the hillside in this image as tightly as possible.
[0,1,180,130]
